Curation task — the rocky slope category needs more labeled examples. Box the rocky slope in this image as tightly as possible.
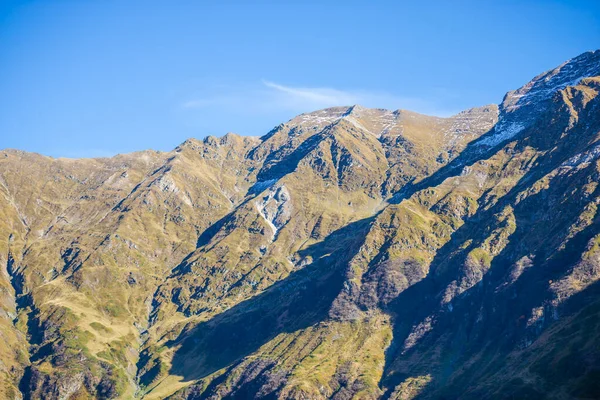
[0,50,599,399]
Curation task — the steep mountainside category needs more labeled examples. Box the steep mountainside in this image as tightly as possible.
[1,50,599,400]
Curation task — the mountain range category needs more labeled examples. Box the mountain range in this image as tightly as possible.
[1,50,600,399]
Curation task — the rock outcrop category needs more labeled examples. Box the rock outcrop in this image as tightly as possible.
[1,50,599,400]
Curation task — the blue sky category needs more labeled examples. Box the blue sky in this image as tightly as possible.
[1,1,599,158]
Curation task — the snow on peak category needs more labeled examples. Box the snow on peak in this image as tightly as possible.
[475,51,600,149]
[503,50,600,113]
[291,107,349,129]
[290,106,401,138]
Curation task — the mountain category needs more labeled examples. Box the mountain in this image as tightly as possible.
[1,50,599,400]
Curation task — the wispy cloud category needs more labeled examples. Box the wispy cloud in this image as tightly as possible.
[261,80,361,108]
[181,80,457,117]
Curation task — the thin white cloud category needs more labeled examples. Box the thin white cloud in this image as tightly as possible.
[181,80,457,117]
[261,80,360,108]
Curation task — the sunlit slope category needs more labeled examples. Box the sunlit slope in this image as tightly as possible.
[0,50,598,400]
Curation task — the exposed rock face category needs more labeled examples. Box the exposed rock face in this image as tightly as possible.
[255,184,292,242]
[0,50,599,399]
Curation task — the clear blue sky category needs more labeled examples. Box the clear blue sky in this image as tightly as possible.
[1,0,598,158]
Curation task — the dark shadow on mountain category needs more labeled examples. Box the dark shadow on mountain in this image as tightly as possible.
[195,209,239,249]
[166,84,599,394]
[381,187,600,398]
[255,129,328,182]
[419,274,600,400]
[389,83,600,206]
[388,131,496,205]
[168,216,375,383]
[168,197,258,277]
[379,100,600,397]
[111,182,143,212]
[9,254,46,400]
[382,181,600,398]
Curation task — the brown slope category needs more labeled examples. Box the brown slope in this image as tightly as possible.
[162,52,600,400]
[0,81,531,400]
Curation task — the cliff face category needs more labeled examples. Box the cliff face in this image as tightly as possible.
[1,50,599,400]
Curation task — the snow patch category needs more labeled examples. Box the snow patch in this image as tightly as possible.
[343,115,376,136]
[477,122,525,148]
[560,144,600,169]
[504,51,600,113]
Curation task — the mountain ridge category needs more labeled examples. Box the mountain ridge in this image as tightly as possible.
[1,50,599,400]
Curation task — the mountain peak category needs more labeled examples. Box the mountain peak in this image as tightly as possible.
[3,50,600,400]
[502,49,600,114]
[476,49,600,149]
